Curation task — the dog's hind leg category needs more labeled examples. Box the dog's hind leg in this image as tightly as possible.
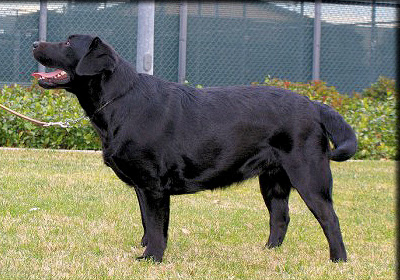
[259,168,291,249]
[284,159,347,262]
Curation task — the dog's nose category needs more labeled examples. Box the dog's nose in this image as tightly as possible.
[33,41,40,49]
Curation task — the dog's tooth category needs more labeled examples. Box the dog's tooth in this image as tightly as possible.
[60,71,66,75]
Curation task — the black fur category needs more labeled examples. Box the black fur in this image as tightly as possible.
[32,35,357,262]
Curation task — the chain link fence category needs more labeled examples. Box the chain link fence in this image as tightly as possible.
[0,2,39,86]
[318,1,397,93]
[185,2,315,87]
[0,1,397,93]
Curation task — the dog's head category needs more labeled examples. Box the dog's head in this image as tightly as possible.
[32,34,118,89]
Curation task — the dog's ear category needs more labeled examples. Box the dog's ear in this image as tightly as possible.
[76,37,118,76]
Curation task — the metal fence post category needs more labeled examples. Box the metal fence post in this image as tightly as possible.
[38,0,47,73]
[312,0,321,81]
[370,0,377,82]
[178,1,188,84]
[136,0,155,75]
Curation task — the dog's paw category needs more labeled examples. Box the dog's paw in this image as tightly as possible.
[264,241,283,249]
[136,254,162,263]
[140,235,148,247]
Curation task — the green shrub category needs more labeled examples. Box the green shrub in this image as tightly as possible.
[0,81,101,150]
[337,91,396,160]
[362,76,396,101]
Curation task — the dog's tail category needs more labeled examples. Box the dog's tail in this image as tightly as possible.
[315,102,357,162]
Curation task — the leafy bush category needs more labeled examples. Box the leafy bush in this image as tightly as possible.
[0,81,100,150]
[362,76,396,101]
[258,76,397,160]
[0,77,397,159]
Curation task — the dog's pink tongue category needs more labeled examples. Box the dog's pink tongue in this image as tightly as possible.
[32,69,63,79]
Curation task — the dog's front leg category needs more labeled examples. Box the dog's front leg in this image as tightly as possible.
[136,189,170,262]
[134,187,149,247]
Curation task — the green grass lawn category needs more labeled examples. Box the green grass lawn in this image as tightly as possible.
[0,149,395,279]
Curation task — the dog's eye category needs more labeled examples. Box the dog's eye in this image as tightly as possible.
[65,40,71,47]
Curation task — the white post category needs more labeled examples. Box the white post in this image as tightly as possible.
[136,0,155,75]
[312,0,321,81]
[38,0,47,73]
[178,1,188,84]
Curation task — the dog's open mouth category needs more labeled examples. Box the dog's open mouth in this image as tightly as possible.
[32,69,70,87]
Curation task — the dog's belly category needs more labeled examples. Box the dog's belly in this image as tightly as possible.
[165,147,279,195]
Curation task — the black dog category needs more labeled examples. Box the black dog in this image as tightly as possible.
[32,35,357,262]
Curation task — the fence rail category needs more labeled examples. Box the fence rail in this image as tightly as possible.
[0,0,397,94]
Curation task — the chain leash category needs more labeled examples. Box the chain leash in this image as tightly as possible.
[0,102,89,128]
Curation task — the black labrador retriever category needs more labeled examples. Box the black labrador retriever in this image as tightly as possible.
[32,35,357,262]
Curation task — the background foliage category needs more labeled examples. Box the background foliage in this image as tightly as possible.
[0,80,100,150]
[0,77,397,159]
